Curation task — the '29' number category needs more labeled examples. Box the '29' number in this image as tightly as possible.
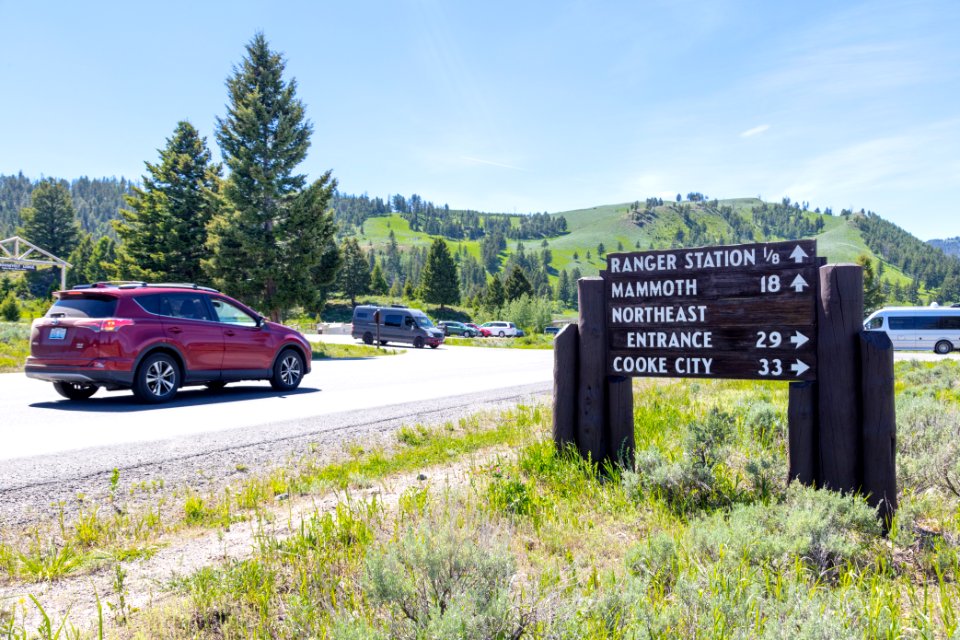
[756,331,782,348]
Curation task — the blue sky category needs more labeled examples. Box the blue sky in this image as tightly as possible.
[1,0,957,240]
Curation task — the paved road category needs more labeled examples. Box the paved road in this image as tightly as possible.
[1,339,552,463]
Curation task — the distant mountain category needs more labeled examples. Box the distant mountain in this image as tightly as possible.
[929,237,960,258]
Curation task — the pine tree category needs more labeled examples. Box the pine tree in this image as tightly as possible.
[420,238,459,309]
[206,33,338,321]
[338,237,370,306]
[556,269,571,305]
[18,179,80,296]
[115,121,220,282]
[505,267,533,302]
[89,237,117,283]
[486,275,506,310]
[0,292,19,321]
[370,263,389,295]
[857,254,884,312]
[66,233,95,287]
[569,267,582,307]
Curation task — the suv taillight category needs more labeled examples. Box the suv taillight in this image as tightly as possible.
[75,318,136,332]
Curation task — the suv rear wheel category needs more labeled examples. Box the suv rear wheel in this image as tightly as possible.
[935,340,953,355]
[271,349,305,391]
[53,381,98,401]
[134,353,180,403]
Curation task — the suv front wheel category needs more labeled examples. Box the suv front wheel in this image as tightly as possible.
[271,349,305,391]
[133,353,180,403]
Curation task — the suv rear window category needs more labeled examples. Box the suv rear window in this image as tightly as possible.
[48,295,118,319]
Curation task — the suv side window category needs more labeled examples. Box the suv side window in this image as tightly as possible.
[168,294,212,321]
[211,298,258,326]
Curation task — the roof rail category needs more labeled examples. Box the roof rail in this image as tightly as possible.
[143,283,220,292]
[389,304,408,308]
[72,281,146,289]
[70,281,219,293]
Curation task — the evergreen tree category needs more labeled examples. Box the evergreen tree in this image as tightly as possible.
[597,242,605,257]
[486,275,506,310]
[66,233,95,287]
[89,237,117,283]
[18,179,80,296]
[505,266,533,302]
[569,267,582,307]
[420,238,459,309]
[0,292,20,321]
[338,237,370,306]
[857,254,884,313]
[205,33,339,321]
[556,269,571,305]
[403,280,415,299]
[370,263,389,295]
[115,121,221,282]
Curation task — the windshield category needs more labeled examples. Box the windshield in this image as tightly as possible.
[414,313,434,328]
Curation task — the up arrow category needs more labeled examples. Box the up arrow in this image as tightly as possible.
[790,245,809,263]
[790,274,809,292]
[789,331,809,349]
[791,360,810,376]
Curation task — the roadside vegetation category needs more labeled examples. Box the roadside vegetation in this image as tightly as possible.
[0,323,29,372]
[3,360,960,637]
[445,334,555,349]
[310,342,403,359]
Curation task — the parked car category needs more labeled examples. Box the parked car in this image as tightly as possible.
[351,304,444,348]
[25,283,312,403]
[481,321,519,337]
[438,320,477,337]
[465,322,490,337]
[544,326,561,335]
[515,328,525,338]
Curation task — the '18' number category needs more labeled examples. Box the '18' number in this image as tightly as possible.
[760,275,781,293]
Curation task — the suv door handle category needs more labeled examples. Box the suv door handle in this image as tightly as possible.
[169,327,183,334]
[224,330,236,336]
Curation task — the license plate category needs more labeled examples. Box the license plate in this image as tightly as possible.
[49,327,67,340]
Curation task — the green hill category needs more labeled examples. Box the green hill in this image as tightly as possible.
[344,196,946,304]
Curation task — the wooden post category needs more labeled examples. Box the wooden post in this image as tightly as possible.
[788,381,817,485]
[577,277,606,462]
[860,330,897,526]
[553,323,579,452]
[816,264,863,493]
[607,375,634,468]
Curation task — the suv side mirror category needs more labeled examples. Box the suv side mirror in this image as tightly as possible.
[256,315,265,328]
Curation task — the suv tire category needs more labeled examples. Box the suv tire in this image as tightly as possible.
[133,353,180,403]
[271,349,305,391]
[362,332,373,345]
[413,336,425,349]
[935,340,953,355]
[53,381,98,401]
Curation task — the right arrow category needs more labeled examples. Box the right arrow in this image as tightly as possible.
[791,360,810,376]
[790,245,809,263]
[790,331,809,349]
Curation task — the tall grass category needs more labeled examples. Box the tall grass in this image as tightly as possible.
[6,362,960,637]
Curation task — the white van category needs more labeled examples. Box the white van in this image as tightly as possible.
[863,306,960,354]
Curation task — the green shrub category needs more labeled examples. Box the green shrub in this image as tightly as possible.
[362,503,519,639]
[0,293,19,322]
[897,395,960,497]
[689,483,881,575]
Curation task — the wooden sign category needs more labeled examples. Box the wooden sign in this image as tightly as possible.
[603,240,817,381]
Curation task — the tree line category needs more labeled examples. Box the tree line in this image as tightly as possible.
[0,173,132,239]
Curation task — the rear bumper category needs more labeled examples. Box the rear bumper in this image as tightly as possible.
[25,362,135,387]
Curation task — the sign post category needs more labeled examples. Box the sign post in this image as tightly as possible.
[553,238,896,525]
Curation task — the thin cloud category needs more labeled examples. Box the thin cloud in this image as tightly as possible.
[740,124,770,138]
[461,156,526,171]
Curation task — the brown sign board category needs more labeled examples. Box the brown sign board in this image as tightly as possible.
[603,240,818,381]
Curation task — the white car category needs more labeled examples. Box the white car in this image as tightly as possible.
[481,321,519,337]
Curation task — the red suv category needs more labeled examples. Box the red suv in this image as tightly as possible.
[25,283,312,403]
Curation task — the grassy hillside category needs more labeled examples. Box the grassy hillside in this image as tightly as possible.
[349,198,915,290]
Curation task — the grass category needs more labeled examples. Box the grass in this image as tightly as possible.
[0,322,29,372]
[6,362,960,637]
[310,341,403,359]
[444,334,555,349]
